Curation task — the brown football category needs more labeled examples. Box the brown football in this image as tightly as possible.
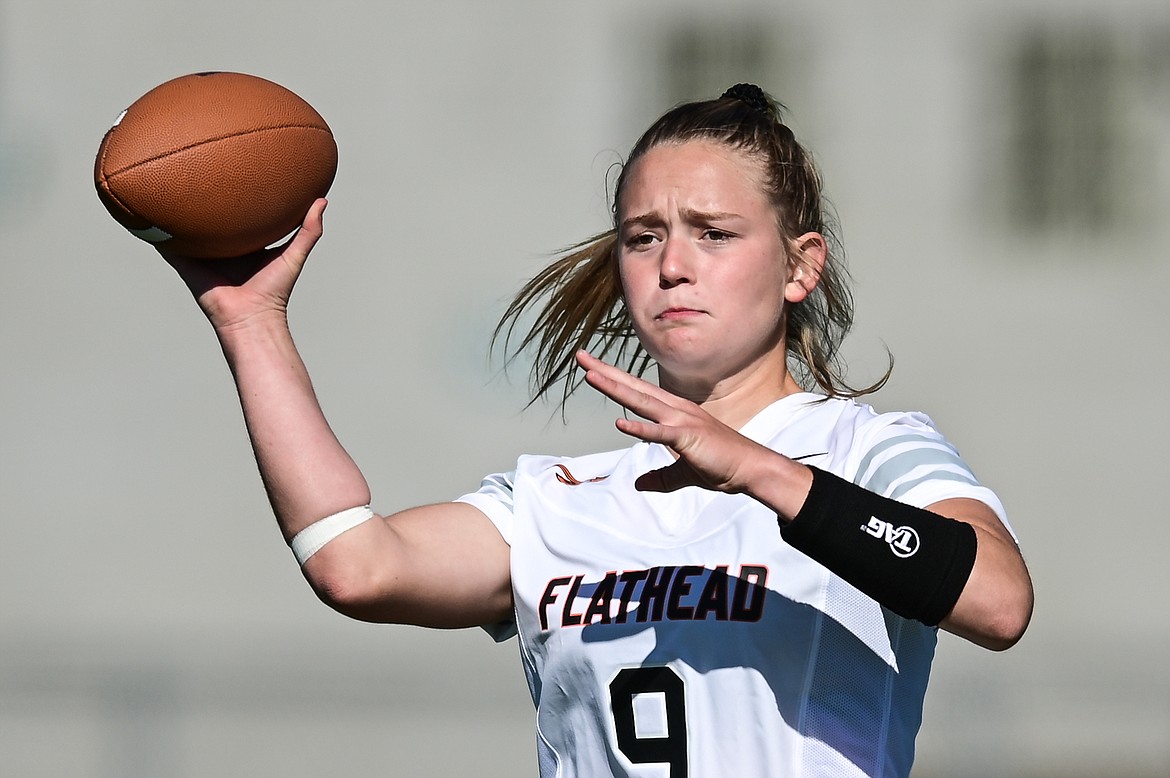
[95,71,337,258]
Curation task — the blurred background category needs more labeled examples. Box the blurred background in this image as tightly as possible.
[2,0,1168,775]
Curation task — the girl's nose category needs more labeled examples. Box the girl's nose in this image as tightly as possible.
[659,237,695,289]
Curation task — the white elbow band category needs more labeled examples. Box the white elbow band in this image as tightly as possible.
[289,506,376,566]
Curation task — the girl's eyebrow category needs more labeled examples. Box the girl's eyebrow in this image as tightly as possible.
[620,208,743,231]
[681,207,742,223]
[619,211,664,231]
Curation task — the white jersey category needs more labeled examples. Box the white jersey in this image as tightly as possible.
[457,392,1009,778]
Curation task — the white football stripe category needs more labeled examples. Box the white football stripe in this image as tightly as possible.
[128,225,172,243]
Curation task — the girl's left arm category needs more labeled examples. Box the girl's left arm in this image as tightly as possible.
[921,497,1033,650]
[576,350,1033,651]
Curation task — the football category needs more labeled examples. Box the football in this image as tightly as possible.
[94,71,337,258]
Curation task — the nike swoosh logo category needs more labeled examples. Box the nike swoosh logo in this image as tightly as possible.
[554,464,610,486]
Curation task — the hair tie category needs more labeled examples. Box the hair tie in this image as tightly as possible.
[721,83,773,118]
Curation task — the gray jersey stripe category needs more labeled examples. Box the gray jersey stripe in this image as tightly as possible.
[859,438,970,497]
[888,470,980,502]
[480,471,516,511]
[854,434,941,484]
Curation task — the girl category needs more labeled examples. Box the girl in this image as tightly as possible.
[166,84,1032,777]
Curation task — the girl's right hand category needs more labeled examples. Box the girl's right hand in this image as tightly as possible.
[160,197,328,333]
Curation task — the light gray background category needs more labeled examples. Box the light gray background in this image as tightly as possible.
[2,1,1167,776]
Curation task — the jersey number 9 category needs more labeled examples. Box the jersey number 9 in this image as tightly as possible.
[610,666,688,777]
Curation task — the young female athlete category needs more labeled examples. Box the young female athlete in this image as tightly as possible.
[165,84,1033,777]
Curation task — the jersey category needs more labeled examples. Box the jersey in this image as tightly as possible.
[456,392,1010,778]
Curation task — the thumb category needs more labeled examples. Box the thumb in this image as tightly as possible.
[275,197,328,271]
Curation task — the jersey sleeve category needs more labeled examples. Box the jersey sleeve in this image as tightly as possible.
[455,470,517,545]
[454,471,519,641]
[853,412,1017,540]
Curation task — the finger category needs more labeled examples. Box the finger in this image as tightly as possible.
[576,350,674,403]
[614,415,676,446]
[159,199,327,288]
[578,353,682,420]
[588,368,678,424]
[292,197,328,253]
[272,197,328,270]
[159,249,233,298]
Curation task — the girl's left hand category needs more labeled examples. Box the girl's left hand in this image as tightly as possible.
[576,350,779,495]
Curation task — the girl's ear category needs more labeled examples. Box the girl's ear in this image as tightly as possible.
[785,232,827,303]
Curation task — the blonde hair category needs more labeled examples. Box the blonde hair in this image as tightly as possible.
[494,85,889,408]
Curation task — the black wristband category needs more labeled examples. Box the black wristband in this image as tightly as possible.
[780,467,978,626]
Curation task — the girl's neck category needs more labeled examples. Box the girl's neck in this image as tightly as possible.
[660,365,807,431]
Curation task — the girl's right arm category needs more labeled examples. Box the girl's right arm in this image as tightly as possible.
[164,199,512,627]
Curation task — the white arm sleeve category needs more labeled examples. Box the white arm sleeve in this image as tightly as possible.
[855,412,1016,541]
[455,470,518,641]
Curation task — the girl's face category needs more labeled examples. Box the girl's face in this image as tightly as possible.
[616,140,822,399]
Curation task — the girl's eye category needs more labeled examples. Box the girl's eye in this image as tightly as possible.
[703,229,732,242]
[626,232,658,248]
